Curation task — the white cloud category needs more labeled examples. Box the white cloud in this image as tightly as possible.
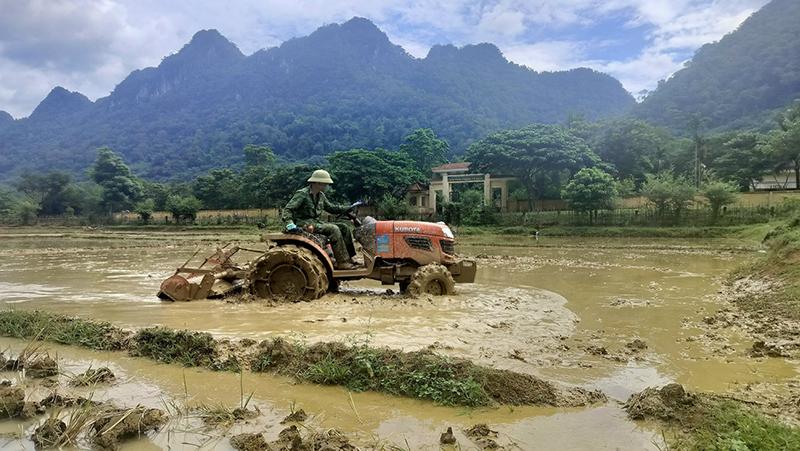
[0,0,775,118]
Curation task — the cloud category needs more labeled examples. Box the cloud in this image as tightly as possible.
[0,0,774,118]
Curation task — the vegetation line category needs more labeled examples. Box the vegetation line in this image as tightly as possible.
[0,309,601,408]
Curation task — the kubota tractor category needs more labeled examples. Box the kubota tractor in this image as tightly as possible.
[157,205,476,302]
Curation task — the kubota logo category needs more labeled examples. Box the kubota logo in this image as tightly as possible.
[395,227,421,233]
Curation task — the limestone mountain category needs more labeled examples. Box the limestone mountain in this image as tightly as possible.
[634,0,800,133]
[0,17,634,181]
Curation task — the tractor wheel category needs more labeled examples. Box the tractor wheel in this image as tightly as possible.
[406,263,456,297]
[249,245,328,302]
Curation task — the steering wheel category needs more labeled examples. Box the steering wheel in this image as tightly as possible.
[337,204,361,226]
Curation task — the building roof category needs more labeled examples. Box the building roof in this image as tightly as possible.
[407,183,427,192]
[432,162,470,173]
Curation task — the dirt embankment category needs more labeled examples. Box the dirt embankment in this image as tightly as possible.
[0,310,606,409]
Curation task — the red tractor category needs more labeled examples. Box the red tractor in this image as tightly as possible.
[158,206,476,302]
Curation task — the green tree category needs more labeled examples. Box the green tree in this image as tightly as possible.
[587,118,675,187]
[165,195,204,223]
[687,114,706,187]
[377,193,413,220]
[399,129,449,177]
[641,172,697,221]
[13,170,73,215]
[465,124,601,210]
[762,102,800,189]
[15,201,40,225]
[192,168,240,209]
[243,144,276,168]
[713,132,776,191]
[327,148,426,204]
[0,189,17,216]
[701,178,740,220]
[562,168,618,222]
[88,148,141,214]
[134,198,156,222]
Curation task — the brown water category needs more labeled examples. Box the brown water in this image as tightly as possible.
[0,230,796,450]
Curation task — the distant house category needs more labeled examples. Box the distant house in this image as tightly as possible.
[753,168,798,190]
[407,162,516,213]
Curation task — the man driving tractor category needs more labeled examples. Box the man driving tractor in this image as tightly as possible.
[282,169,363,270]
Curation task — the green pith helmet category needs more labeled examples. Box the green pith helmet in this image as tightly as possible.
[307,169,334,184]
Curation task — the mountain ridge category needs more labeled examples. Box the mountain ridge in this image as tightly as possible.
[0,17,634,181]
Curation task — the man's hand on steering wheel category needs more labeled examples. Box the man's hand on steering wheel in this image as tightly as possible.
[337,200,363,221]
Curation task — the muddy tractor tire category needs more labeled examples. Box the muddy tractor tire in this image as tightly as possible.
[249,245,328,302]
[406,263,456,296]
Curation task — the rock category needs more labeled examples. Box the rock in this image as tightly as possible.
[440,426,457,445]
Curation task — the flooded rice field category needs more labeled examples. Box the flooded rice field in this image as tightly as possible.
[0,229,796,450]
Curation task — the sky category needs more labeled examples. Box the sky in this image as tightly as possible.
[0,0,772,119]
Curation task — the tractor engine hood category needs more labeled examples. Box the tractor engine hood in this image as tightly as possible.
[388,221,454,239]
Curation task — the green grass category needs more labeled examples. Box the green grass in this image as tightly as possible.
[131,327,237,370]
[0,310,127,351]
[253,340,493,407]
[457,224,774,240]
[677,401,800,451]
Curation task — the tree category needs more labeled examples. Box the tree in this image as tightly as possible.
[761,102,800,189]
[586,118,675,187]
[701,178,740,220]
[327,148,426,204]
[713,132,775,190]
[562,168,618,222]
[399,129,449,177]
[192,168,240,209]
[687,114,706,187]
[134,198,156,222]
[0,189,17,216]
[89,148,141,214]
[165,195,204,223]
[377,193,413,220]
[641,172,697,221]
[465,124,601,210]
[13,170,73,215]
[243,144,276,168]
[15,201,40,225]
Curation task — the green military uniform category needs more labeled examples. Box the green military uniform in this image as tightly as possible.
[282,186,356,263]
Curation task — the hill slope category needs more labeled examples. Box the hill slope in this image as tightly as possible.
[0,17,634,181]
[634,0,800,133]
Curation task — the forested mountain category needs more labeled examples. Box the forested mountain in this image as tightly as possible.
[0,17,634,182]
[634,0,800,133]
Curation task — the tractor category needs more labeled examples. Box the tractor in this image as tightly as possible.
[157,204,476,302]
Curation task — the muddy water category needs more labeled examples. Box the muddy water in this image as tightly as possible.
[0,230,796,450]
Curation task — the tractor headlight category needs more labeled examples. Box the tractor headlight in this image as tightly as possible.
[442,227,454,239]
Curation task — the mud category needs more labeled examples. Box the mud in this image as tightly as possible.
[70,367,116,386]
[464,423,500,450]
[91,407,168,450]
[701,275,800,360]
[0,384,25,418]
[32,418,67,448]
[281,408,308,423]
[624,384,705,427]
[3,229,800,450]
[481,369,606,407]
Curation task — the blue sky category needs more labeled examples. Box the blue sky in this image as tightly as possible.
[0,0,771,118]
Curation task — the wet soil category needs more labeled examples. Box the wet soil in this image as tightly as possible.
[1,229,798,450]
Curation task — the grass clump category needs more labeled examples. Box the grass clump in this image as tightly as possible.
[0,310,128,350]
[684,401,800,451]
[131,327,234,369]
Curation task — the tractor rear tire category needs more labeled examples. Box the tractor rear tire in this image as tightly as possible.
[250,245,328,302]
[406,263,456,297]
